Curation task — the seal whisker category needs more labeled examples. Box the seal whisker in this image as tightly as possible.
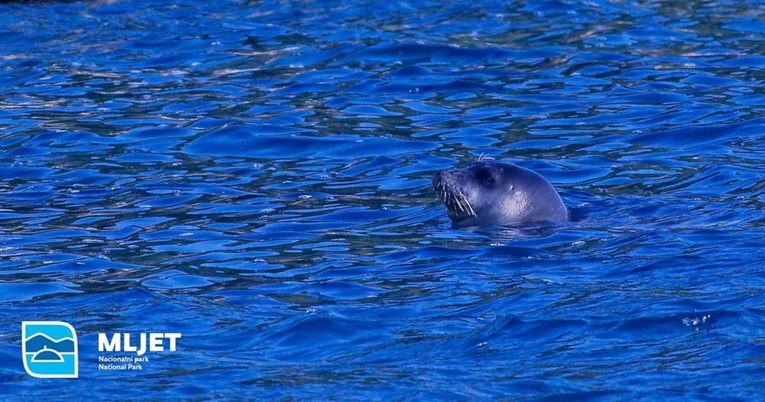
[452,191,462,211]
[456,190,476,217]
[464,199,476,217]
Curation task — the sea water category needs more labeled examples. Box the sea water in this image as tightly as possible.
[1,0,764,399]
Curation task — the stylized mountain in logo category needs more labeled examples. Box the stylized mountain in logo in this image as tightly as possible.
[25,333,75,353]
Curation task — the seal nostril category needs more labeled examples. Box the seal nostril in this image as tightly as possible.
[432,170,448,190]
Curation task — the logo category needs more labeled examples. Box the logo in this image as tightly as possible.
[22,321,78,378]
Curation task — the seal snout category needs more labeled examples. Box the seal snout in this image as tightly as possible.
[432,170,449,191]
[432,170,456,202]
[432,169,476,219]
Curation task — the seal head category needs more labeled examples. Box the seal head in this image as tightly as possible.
[433,161,568,227]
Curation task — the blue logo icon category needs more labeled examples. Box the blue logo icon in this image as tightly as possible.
[22,321,78,378]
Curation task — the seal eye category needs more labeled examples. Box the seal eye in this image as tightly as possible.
[474,168,495,188]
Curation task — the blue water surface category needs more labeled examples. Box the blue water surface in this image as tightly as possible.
[1,0,765,399]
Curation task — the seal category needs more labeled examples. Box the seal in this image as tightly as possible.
[433,161,568,226]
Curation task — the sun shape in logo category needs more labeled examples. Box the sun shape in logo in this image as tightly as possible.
[22,321,78,378]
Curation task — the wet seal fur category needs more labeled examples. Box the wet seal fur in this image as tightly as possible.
[433,161,568,227]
